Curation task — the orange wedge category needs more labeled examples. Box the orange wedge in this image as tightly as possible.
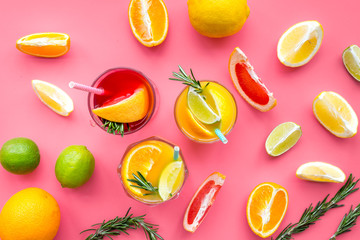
[92,88,149,123]
[247,182,288,238]
[183,172,226,233]
[128,0,169,47]
[16,32,70,58]
[229,47,276,112]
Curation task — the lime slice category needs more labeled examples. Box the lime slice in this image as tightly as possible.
[187,87,221,124]
[343,45,360,81]
[265,122,302,157]
[158,161,183,201]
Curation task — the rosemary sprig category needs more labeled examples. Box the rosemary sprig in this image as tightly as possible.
[80,207,163,240]
[102,119,130,137]
[330,203,360,240]
[169,65,209,93]
[273,174,359,240]
[127,171,158,195]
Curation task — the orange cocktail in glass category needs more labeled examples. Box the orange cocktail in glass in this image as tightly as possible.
[118,136,188,205]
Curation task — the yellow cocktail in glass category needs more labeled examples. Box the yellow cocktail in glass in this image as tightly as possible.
[171,67,237,143]
[118,136,188,205]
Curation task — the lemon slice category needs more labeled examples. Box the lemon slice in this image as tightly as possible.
[277,20,323,67]
[187,87,221,124]
[296,162,346,183]
[32,80,74,116]
[265,122,302,157]
[92,88,149,123]
[158,161,183,201]
[342,45,360,81]
[313,91,358,138]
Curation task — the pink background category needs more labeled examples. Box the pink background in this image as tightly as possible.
[1,0,360,239]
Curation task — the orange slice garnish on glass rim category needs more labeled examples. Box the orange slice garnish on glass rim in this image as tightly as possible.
[16,32,70,58]
[247,182,288,238]
[128,0,169,47]
[92,88,149,123]
[183,172,226,233]
[229,47,276,112]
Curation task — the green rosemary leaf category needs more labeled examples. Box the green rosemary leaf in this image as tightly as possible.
[330,203,360,239]
[273,174,359,240]
[127,171,158,195]
[169,65,209,93]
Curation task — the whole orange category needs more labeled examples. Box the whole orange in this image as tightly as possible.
[0,187,61,240]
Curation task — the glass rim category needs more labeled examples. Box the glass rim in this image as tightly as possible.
[173,80,238,143]
[87,67,157,135]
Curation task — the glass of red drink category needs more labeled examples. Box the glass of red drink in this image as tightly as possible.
[88,68,157,135]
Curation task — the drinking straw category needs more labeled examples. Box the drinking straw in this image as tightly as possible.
[173,146,180,160]
[215,129,228,144]
[69,81,105,95]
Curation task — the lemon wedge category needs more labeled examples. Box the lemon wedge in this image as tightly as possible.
[187,87,220,124]
[296,162,346,183]
[32,80,74,116]
[158,161,183,201]
[343,45,360,81]
[265,122,302,157]
[313,91,358,138]
[277,20,323,67]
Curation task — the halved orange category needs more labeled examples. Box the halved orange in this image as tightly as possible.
[183,172,226,233]
[92,88,149,123]
[128,0,169,47]
[229,47,276,112]
[247,182,288,238]
[16,32,70,58]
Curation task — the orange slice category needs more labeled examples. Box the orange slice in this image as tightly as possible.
[121,143,162,197]
[247,182,288,238]
[92,88,149,123]
[313,91,358,138]
[128,0,169,47]
[32,79,74,116]
[183,172,226,233]
[16,32,70,58]
[229,47,276,112]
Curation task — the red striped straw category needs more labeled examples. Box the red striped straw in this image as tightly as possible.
[69,81,105,95]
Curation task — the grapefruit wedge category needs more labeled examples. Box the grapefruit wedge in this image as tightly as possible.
[92,88,149,123]
[183,172,226,233]
[229,47,276,112]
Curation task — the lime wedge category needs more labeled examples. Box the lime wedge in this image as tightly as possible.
[158,161,183,201]
[343,45,360,81]
[265,122,302,157]
[187,87,221,124]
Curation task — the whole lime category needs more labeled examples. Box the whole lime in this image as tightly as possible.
[188,0,250,38]
[0,137,40,174]
[55,145,95,188]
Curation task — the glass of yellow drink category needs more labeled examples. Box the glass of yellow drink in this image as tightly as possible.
[174,80,237,143]
[118,136,188,205]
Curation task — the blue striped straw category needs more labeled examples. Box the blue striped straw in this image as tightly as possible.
[173,146,180,160]
[215,129,228,144]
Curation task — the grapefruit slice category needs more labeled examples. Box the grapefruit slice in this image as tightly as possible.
[92,88,149,123]
[229,47,276,112]
[183,172,226,233]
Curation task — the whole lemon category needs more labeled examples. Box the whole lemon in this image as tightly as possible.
[187,0,250,38]
[0,137,40,174]
[0,188,61,240]
[55,145,95,188]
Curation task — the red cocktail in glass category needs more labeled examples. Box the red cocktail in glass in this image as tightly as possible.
[88,68,156,135]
